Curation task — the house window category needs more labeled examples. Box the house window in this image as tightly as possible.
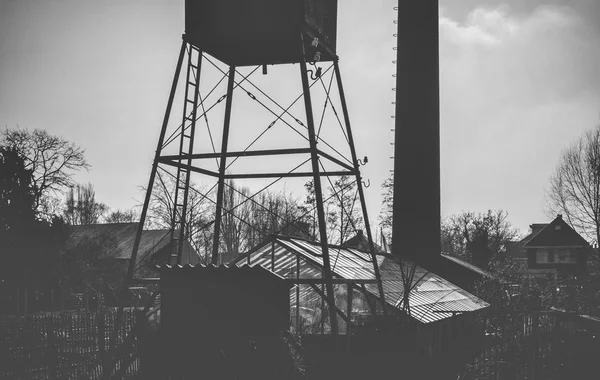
[556,250,577,263]
[536,249,549,263]
[548,250,555,263]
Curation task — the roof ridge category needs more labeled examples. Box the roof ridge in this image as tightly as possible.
[525,215,589,247]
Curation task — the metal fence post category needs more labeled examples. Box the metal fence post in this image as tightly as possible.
[99,309,110,379]
[46,315,58,380]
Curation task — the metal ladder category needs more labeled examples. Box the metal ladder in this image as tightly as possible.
[170,44,202,265]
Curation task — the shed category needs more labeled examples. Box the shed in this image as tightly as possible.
[157,264,292,378]
[160,264,291,336]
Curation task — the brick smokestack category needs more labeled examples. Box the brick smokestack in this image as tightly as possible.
[391,1,440,264]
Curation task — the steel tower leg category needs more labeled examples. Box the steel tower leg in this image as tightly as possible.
[107,39,187,379]
[333,59,388,318]
[124,39,186,292]
[211,66,237,265]
[299,35,339,337]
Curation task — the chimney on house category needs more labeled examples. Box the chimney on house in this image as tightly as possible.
[530,224,547,236]
[391,1,440,265]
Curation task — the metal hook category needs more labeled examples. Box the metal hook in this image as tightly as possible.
[362,179,371,188]
[357,156,369,166]
[307,66,322,81]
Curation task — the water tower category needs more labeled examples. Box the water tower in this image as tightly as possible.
[185,0,338,66]
[120,0,386,341]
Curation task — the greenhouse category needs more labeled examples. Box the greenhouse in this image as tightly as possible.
[231,235,490,334]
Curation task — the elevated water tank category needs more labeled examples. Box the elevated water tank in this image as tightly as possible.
[185,0,338,66]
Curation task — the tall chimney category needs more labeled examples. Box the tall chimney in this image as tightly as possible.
[391,1,440,264]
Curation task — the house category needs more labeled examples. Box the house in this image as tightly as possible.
[67,223,202,268]
[341,229,386,253]
[507,215,590,284]
[64,223,202,308]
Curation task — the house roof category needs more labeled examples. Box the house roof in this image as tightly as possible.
[231,235,489,324]
[67,223,202,267]
[524,215,589,248]
[514,223,548,247]
[341,230,386,254]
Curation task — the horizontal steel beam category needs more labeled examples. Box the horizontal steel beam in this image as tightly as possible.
[159,149,354,173]
[132,278,376,286]
[159,148,312,161]
[224,170,354,179]
[158,158,219,177]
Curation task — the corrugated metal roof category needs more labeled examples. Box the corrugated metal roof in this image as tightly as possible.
[232,236,489,324]
[158,263,289,282]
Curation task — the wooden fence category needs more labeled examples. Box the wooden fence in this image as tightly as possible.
[0,309,140,380]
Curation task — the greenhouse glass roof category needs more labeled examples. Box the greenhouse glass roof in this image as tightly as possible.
[232,236,489,324]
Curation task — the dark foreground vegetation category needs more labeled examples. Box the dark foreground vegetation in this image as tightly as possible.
[2,308,600,380]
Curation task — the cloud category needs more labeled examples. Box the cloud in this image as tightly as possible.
[440,4,579,47]
[440,6,512,46]
[440,4,596,113]
[438,3,600,231]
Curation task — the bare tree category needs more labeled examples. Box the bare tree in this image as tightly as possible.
[547,125,600,253]
[143,171,213,259]
[104,208,139,223]
[378,173,394,243]
[142,173,311,264]
[220,179,252,261]
[243,189,309,249]
[63,183,108,225]
[217,180,307,261]
[1,127,89,217]
[442,210,520,269]
[300,180,318,240]
[327,175,363,244]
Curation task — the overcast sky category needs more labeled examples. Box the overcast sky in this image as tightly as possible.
[1,0,599,236]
